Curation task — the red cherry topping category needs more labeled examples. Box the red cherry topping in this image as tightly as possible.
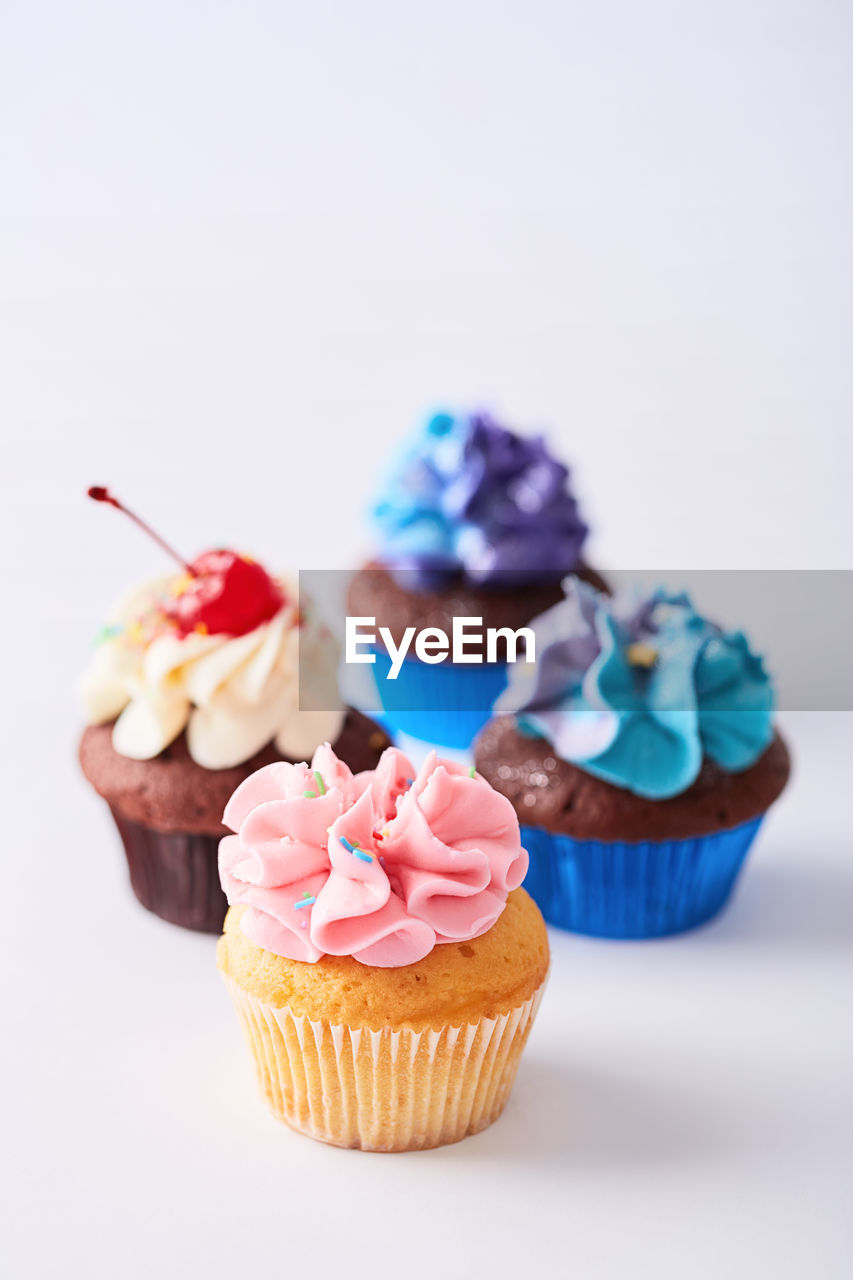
[163,550,285,638]
[87,487,285,638]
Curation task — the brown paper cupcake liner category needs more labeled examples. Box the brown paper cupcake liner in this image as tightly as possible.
[225,977,546,1151]
[110,807,227,933]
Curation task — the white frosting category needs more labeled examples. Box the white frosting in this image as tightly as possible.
[79,575,345,769]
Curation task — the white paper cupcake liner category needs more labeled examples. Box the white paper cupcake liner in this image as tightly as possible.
[225,978,545,1151]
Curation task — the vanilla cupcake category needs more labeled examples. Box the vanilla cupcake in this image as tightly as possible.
[217,743,549,1151]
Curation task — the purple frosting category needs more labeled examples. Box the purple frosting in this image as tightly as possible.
[372,410,589,589]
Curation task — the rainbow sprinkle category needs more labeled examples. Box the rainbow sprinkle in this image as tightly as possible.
[93,624,122,647]
[340,836,373,864]
[313,770,327,796]
[294,894,316,910]
[303,790,316,798]
[469,766,476,778]
[169,573,194,598]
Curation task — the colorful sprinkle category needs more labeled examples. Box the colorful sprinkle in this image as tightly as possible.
[340,836,374,863]
[93,624,122,646]
[294,895,316,910]
[468,766,476,778]
[169,573,194,598]
[313,770,326,796]
[627,642,658,669]
[303,790,316,798]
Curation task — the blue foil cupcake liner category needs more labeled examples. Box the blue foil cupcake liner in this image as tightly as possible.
[370,650,509,749]
[520,815,765,939]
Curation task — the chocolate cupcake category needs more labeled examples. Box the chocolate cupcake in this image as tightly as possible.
[348,409,603,748]
[475,577,791,938]
[78,489,391,933]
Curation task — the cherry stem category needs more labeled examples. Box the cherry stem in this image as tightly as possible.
[87,487,195,575]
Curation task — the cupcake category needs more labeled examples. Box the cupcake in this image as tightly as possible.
[348,409,604,749]
[217,743,549,1150]
[475,577,791,938]
[78,488,391,933]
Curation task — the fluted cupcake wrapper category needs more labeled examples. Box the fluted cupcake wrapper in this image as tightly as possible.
[109,807,227,934]
[370,650,510,749]
[224,978,545,1151]
[520,816,765,939]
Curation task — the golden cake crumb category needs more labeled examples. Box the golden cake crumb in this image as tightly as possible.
[217,888,549,1031]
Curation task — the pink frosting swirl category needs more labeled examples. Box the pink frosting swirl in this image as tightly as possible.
[219,743,528,967]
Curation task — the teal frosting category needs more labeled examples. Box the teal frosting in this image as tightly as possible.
[496,579,775,800]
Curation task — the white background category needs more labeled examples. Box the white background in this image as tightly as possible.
[2,3,851,1278]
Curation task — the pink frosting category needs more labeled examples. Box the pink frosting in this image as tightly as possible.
[218,743,528,967]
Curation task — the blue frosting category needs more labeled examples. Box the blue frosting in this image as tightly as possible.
[372,410,588,589]
[496,578,775,799]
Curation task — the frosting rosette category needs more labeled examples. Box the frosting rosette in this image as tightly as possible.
[497,577,775,800]
[78,574,343,769]
[373,409,588,589]
[218,743,529,966]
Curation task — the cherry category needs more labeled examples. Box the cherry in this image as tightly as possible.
[87,487,284,638]
[163,550,284,638]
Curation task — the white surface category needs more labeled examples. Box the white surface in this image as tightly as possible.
[2,3,852,1278]
[5,714,852,1280]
